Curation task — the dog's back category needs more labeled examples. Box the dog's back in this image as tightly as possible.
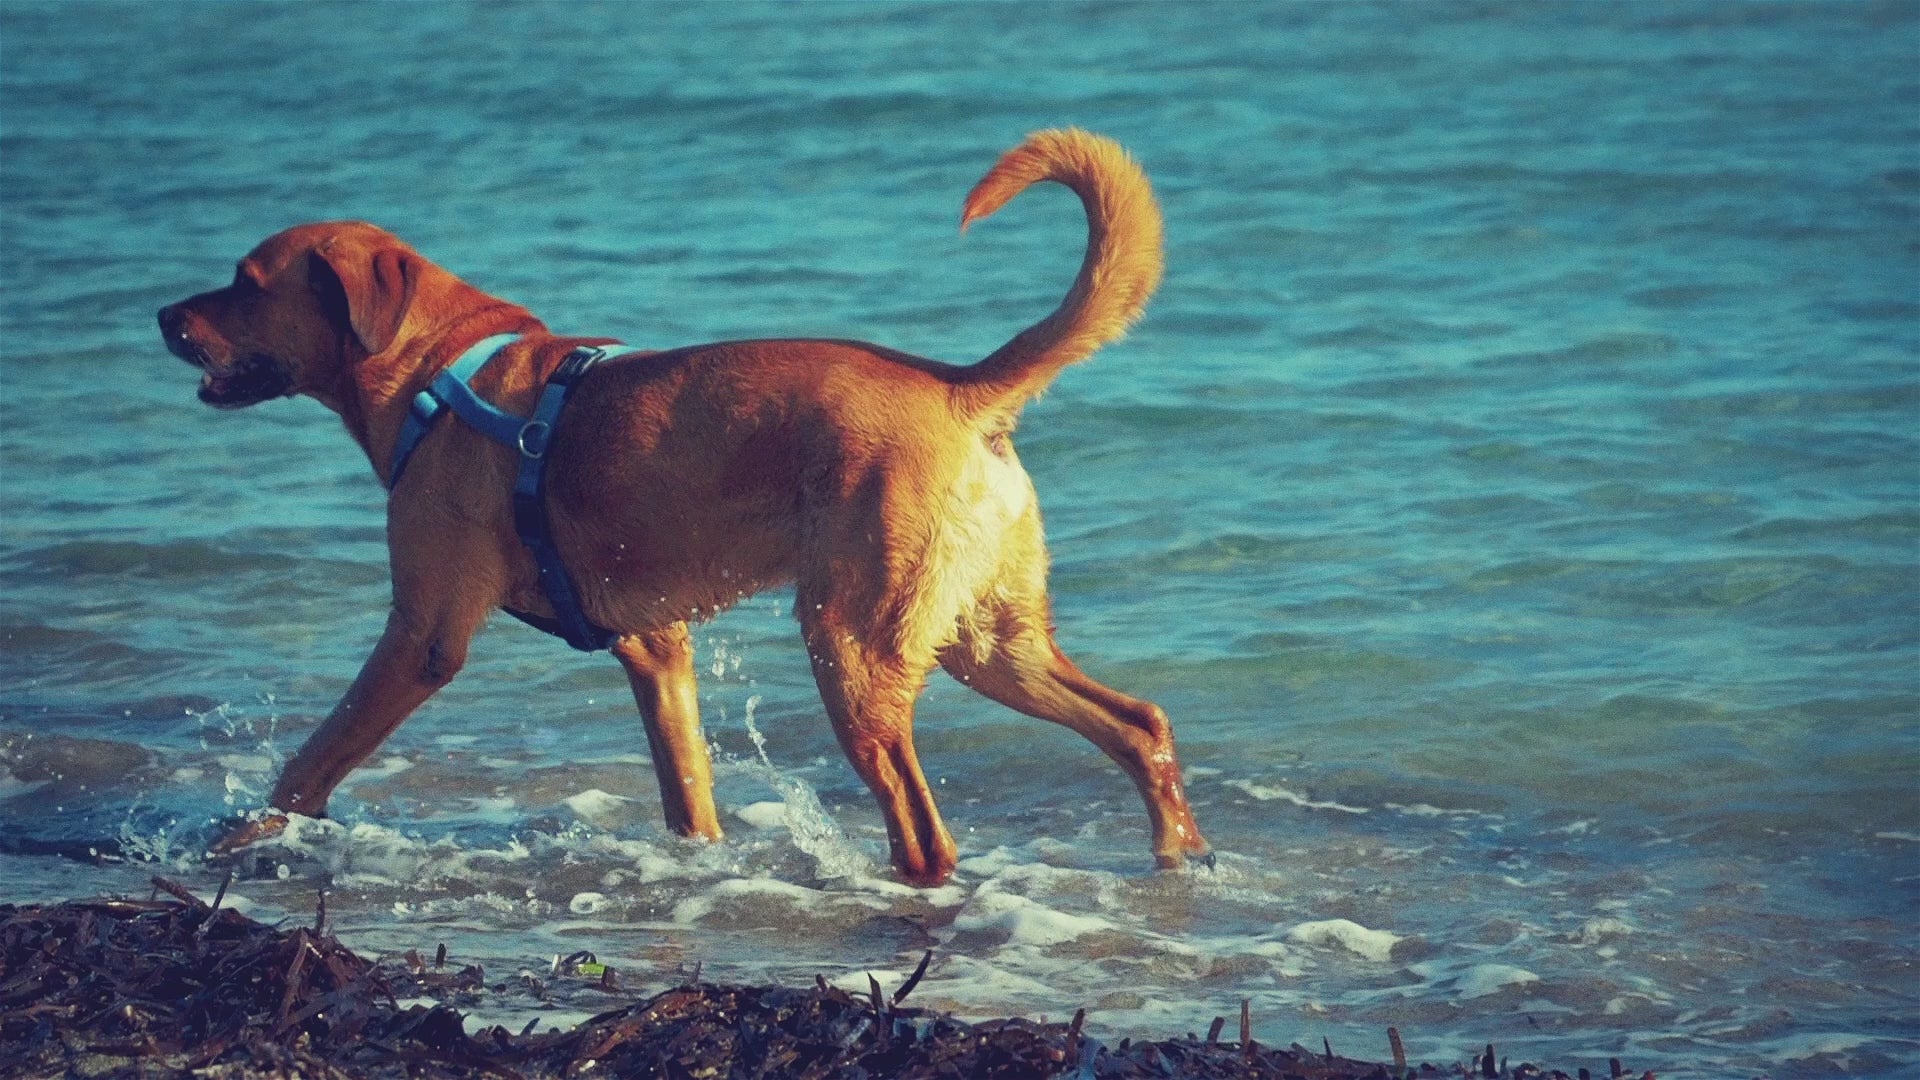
[543,128,1163,639]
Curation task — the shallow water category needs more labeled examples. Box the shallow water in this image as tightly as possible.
[2,2,1916,1075]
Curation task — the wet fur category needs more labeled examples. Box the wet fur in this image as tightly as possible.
[157,129,1209,885]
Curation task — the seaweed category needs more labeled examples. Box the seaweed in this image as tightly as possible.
[0,881,1650,1079]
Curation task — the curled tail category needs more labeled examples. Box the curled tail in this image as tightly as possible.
[952,129,1164,419]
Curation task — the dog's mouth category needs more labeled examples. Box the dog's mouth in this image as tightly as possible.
[161,314,295,408]
[165,332,215,371]
[195,352,296,408]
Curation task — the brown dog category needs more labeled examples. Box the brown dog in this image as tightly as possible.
[157,129,1209,885]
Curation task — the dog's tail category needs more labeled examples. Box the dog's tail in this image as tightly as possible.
[951,129,1164,420]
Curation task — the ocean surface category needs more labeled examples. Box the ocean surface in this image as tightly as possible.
[2,2,1915,1075]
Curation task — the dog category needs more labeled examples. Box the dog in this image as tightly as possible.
[157,129,1210,885]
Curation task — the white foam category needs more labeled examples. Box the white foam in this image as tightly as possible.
[671,875,888,925]
[568,891,610,914]
[465,795,520,823]
[950,884,1113,946]
[1772,1031,1881,1063]
[575,832,731,885]
[1602,993,1665,1016]
[1285,918,1401,962]
[350,754,414,781]
[955,845,1025,878]
[1573,916,1635,944]
[1385,801,1500,820]
[276,816,535,887]
[734,801,788,829]
[1459,965,1540,997]
[1410,960,1541,998]
[561,788,632,824]
[1224,779,1369,814]
[843,871,967,906]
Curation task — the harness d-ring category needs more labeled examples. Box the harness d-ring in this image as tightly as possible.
[517,420,551,459]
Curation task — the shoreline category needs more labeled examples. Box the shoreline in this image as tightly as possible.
[0,876,1653,1080]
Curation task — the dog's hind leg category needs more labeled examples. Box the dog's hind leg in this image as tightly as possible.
[612,624,722,841]
[940,608,1211,870]
[800,606,957,886]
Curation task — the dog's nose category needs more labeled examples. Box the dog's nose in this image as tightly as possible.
[158,303,209,366]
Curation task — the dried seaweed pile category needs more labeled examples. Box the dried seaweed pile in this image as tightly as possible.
[0,880,1643,1079]
[0,878,483,1079]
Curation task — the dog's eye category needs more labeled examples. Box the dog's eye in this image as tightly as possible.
[232,262,265,293]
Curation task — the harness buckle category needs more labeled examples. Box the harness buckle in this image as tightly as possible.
[554,346,607,384]
[517,419,552,459]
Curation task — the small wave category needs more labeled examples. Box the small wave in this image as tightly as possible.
[0,622,193,688]
[1627,283,1737,310]
[1659,382,1920,420]
[693,266,868,288]
[6,539,299,580]
[1141,532,1367,574]
[1407,959,1542,999]
[1223,779,1369,815]
[1475,332,1678,370]
[1730,510,1920,546]
[1285,918,1401,962]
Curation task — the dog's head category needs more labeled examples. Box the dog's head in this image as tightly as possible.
[157,221,430,409]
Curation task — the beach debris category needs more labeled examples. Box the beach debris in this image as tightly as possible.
[0,885,1648,1079]
[892,947,934,1006]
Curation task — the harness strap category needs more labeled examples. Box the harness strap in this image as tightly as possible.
[390,333,521,490]
[386,334,619,653]
[511,346,617,652]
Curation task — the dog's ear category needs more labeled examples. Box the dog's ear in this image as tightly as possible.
[308,242,419,355]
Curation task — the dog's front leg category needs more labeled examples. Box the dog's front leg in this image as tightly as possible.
[611,624,722,841]
[271,606,480,815]
[211,603,484,854]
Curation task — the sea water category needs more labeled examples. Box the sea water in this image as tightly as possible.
[1,3,1914,1075]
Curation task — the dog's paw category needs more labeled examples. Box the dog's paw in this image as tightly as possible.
[1155,848,1218,873]
[206,812,290,857]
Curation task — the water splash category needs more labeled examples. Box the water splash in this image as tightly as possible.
[738,694,872,879]
[113,806,198,868]
[189,700,283,811]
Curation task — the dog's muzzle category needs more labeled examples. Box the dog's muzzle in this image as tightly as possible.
[158,304,212,368]
[157,303,295,408]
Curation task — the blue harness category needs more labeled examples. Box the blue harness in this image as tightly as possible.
[387,333,619,652]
